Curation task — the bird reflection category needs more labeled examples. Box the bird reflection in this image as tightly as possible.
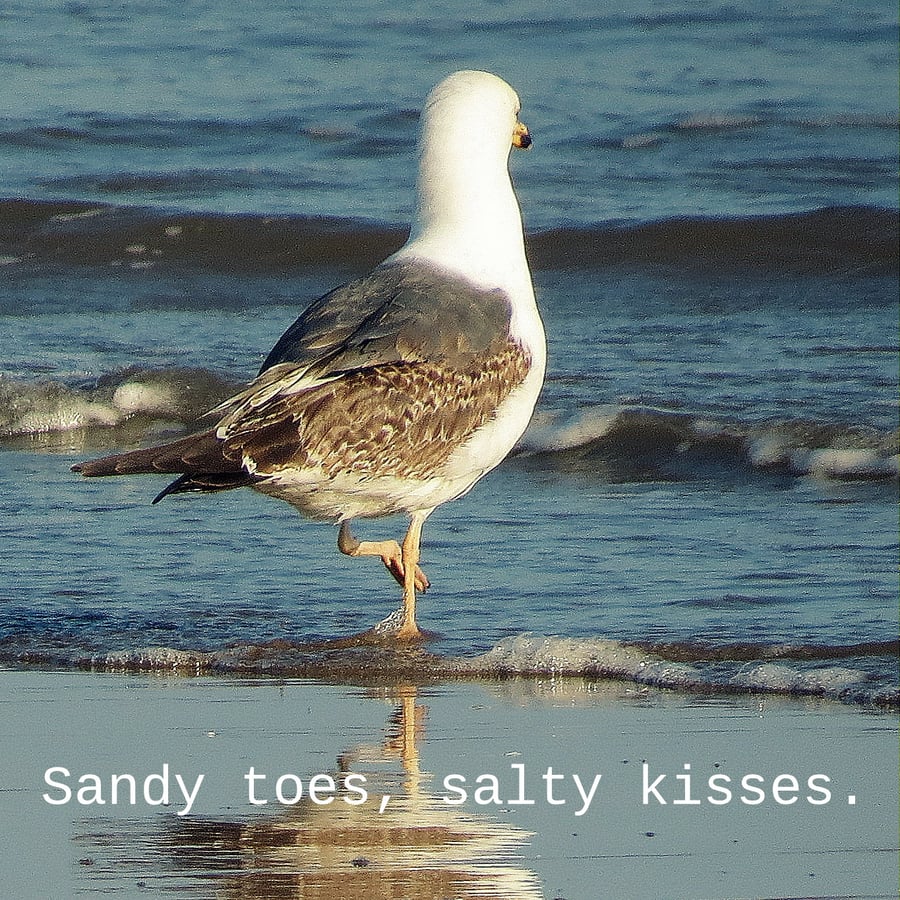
[79,685,542,899]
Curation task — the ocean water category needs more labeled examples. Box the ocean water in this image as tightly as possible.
[0,1,897,709]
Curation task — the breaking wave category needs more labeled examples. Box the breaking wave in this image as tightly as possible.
[517,406,899,482]
[0,367,238,440]
[5,633,897,711]
[2,367,896,484]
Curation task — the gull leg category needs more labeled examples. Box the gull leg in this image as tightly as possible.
[396,511,428,640]
[338,521,429,592]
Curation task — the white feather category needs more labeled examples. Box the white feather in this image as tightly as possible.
[387,70,546,373]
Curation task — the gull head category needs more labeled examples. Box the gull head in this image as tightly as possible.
[420,70,531,160]
[400,70,533,292]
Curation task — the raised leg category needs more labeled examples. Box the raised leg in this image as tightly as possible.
[337,521,429,592]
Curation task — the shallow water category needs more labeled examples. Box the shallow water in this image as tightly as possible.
[0,1,897,710]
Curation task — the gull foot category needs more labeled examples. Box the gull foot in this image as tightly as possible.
[338,524,430,592]
[343,607,435,644]
[382,554,431,593]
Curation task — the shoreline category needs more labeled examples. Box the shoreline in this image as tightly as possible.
[4,629,897,713]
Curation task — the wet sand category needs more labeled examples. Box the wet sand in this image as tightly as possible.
[1,668,896,900]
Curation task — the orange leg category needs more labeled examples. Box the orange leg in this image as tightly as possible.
[395,512,427,640]
[337,521,429,594]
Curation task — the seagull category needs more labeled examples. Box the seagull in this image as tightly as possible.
[72,70,546,641]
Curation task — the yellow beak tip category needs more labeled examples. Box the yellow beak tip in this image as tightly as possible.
[512,123,532,150]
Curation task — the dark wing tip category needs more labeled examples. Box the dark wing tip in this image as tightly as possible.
[152,472,258,504]
[152,474,189,504]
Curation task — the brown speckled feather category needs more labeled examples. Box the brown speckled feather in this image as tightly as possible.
[225,337,530,481]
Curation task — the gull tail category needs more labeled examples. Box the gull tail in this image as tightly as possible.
[71,428,257,503]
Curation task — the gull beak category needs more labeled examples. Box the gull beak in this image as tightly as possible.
[512,120,532,150]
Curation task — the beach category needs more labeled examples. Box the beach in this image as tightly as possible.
[2,668,896,899]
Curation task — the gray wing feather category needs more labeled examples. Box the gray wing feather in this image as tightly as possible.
[260,261,513,376]
[212,261,515,437]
